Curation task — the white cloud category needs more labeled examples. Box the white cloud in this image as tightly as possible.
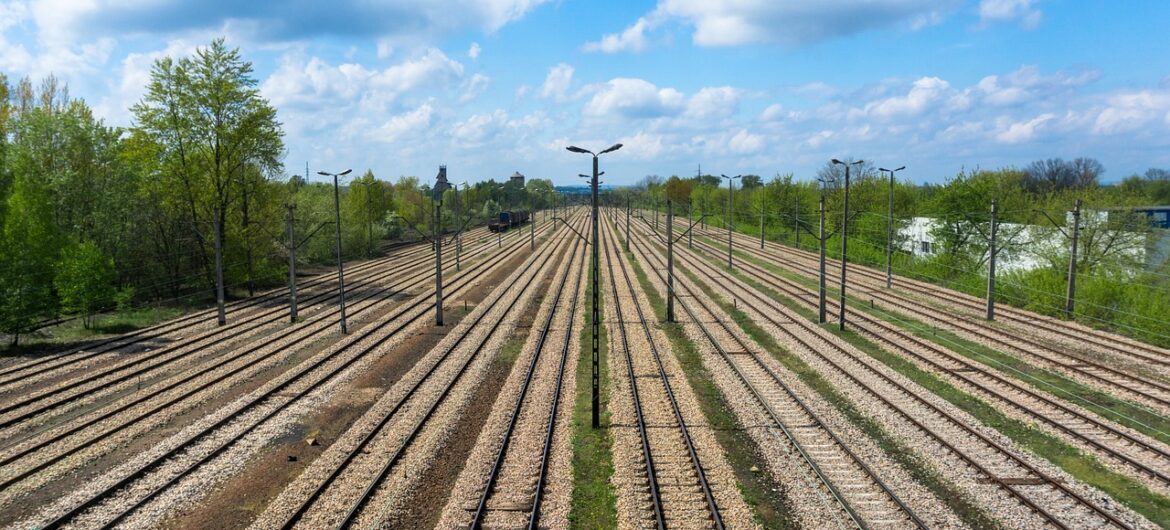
[866,76,950,118]
[759,103,785,122]
[468,42,481,59]
[582,78,685,119]
[979,0,1042,28]
[1093,90,1170,135]
[727,129,764,154]
[376,104,434,143]
[539,63,574,101]
[995,113,1054,143]
[460,73,490,103]
[652,0,959,47]
[583,17,652,53]
[684,86,741,121]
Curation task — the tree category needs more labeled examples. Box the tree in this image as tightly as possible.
[132,38,284,325]
[1023,157,1101,193]
[55,241,116,328]
[741,174,762,189]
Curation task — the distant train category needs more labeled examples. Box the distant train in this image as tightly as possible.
[488,210,530,232]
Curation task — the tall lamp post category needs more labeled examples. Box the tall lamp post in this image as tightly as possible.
[567,142,622,429]
[831,159,863,331]
[878,165,905,289]
[317,168,353,334]
[721,174,741,269]
[454,181,468,271]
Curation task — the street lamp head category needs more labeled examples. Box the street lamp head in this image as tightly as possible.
[831,159,844,166]
[317,171,330,176]
[339,169,353,176]
[851,160,864,166]
[579,174,590,179]
[894,165,906,172]
[600,143,623,155]
[879,167,891,173]
[566,146,591,154]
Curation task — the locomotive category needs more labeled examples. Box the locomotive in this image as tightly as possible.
[488,210,530,232]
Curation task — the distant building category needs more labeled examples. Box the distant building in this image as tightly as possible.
[898,208,1169,272]
[510,171,525,186]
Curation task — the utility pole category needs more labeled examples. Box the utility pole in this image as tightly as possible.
[722,174,741,269]
[986,199,998,321]
[794,194,801,249]
[625,193,631,251]
[667,199,675,322]
[287,203,298,323]
[1065,198,1082,319]
[454,183,463,271]
[214,209,226,326]
[880,165,905,289]
[366,181,374,258]
[433,166,450,326]
[759,193,766,250]
[832,159,863,331]
[530,196,535,250]
[318,168,353,334]
[688,203,694,249]
[818,195,827,324]
[567,142,622,430]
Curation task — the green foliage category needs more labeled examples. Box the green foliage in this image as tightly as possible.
[54,241,116,328]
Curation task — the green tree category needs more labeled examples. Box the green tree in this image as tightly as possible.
[54,241,116,328]
[132,38,284,324]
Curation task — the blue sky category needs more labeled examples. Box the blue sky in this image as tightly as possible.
[2,0,1169,186]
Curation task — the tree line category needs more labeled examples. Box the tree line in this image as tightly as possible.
[0,40,555,346]
[618,159,1170,346]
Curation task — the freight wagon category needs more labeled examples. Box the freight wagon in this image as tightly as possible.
[488,210,530,232]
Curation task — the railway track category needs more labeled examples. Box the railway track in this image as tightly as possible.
[0,219,557,506]
[682,219,1170,416]
[0,236,433,384]
[624,218,927,529]
[13,213,569,529]
[454,217,586,529]
[0,227,493,397]
[632,211,1144,529]
[258,211,587,529]
[0,224,524,441]
[677,212,1170,371]
[602,216,726,529]
[676,228,1170,492]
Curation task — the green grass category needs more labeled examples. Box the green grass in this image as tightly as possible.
[620,244,803,529]
[1,306,188,355]
[569,260,617,529]
[696,241,1170,528]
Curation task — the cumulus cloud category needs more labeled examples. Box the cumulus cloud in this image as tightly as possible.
[377,103,435,143]
[866,77,950,118]
[582,78,685,119]
[23,0,549,45]
[539,63,575,101]
[460,73,491,103]
[583,17,652,53]
[648,0,960,47]
[468,42,481,59]
[995,113,1054,143]
[979,0,1042,29]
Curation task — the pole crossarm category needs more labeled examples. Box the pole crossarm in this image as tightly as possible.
[1036,209,1073,240]
[553,212,591,244]
[673,214,711,244]
[446,214,477,245]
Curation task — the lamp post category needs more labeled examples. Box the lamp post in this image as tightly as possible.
[879,165,905,289]
[568,142,623,429]
[831,159,863,331]
[317,168,353,334]
[721,174,741,269]
[454,181,468,271]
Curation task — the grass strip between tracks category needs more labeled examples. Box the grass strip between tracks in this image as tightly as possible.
[569,258,618,529]
[622,245,797,529]
[706,239,1170,528]
[667,251,1000,530]
[711,234,1170,447]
